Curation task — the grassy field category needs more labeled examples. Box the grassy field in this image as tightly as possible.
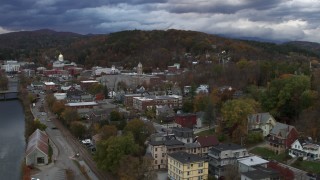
[195,129,215,136]
[249,147,289,162]
[292,160,320,174]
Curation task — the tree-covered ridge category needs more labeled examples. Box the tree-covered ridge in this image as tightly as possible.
[0,29,319,70]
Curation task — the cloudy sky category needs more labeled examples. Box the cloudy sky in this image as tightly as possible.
[1,0,320,42]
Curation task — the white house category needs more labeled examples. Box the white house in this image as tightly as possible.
[247,112,277,137]
[289,138,320,160]
[26,129,49,166]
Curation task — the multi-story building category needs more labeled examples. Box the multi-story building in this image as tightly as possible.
[168,152,208,180]
[208,143,249,178]
[132,95,183,111]
[148,134,185,170]
[195,135,219,157]
[247,112,277,137]
[132,96,154,111]
[175,113,197,128]
[267,122,299,154]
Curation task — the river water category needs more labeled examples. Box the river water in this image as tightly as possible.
[0,100,25,180]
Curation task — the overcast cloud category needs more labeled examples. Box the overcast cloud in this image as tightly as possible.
[1,0,320,42]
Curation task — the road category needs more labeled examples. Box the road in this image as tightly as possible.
[30,93,87,180]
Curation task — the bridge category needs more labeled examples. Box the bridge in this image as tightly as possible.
[0,77,19,100]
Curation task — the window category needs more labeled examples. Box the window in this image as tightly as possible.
[191,164,193,167]
[198,176,203,180]
[198,163,203,167]
[37,157,45,164]
[162,153,165,157]
[187,171,190,175]
[155,154,158,158]
[161,159,163,164]
[198,169,203,174]
[155,148,157,151]
[155,160,157,164]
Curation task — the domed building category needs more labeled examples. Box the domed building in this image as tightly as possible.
[52,53,76,70]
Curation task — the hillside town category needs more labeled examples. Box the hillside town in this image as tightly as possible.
[1,49,320,180]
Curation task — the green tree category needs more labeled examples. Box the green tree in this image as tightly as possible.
[145,106,156,121]
[261,75,312,119]
[88,83,104,95]
[45,93,56,109]
[103,85,109,98]
[70,121,86,139]
[99,125,117,141]
[0,73,8,90]
[61,108,79,125]
[182,100,194,113]
[117,155,141,180]
[109,111,123,122]
[221,98,259,142]
[52,101,65,117]
[94,133,138,173]
[203,101,215,128]
[124,119,155,145]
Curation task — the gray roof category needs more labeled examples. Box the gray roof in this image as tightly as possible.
[184,142,201,148]
[242,167,279,179]
[210,143,245,152]
[168,152,204,164]
[149,137,184,147]
[247,112,274,125]
[270,122,296,137]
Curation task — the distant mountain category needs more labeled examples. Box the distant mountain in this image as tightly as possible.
[0,29,318,69]
[284,41,320,56]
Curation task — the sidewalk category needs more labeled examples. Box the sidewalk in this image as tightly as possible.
[79,160,99,180]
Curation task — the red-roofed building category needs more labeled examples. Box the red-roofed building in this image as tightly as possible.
[175,113,197,128]
[26,129,49,166]
[196,135,219,156]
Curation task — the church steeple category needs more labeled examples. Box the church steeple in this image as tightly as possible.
[137,62,143,75]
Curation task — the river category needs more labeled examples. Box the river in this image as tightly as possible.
[0,100,25,179]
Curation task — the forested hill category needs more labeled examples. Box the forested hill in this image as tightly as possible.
[0,29,319,69]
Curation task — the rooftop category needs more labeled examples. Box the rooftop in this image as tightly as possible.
[238,156,269,166]
[169,152,204,164]
[66,102,98,106]
[210,143,245,152]
[44,82,55,85]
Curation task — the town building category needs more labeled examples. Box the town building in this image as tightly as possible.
[44,82,56,91]
[195,135,219,157]
[52,53,77,70]
[132,96,154,111]
[267,122,299,154]
[247,112,277,137]
[237,156,269,173]
[92,66,120,76]
[208,143,249,178]
[168,152,208,180]
[65,102,98,109]
[26,129,49,166]
[1,60,20,72]
[147,134,185,170]
[172,127,194,144]
[175,113,197,129]
[289,138,320,160]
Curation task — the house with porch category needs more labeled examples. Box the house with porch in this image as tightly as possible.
[289,138,320,160]
[267,122,299,154]
[247,112,277,137]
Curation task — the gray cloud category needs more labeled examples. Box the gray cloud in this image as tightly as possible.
[0,0,320,42]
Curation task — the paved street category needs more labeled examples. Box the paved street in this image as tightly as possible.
[30,93,94,180]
